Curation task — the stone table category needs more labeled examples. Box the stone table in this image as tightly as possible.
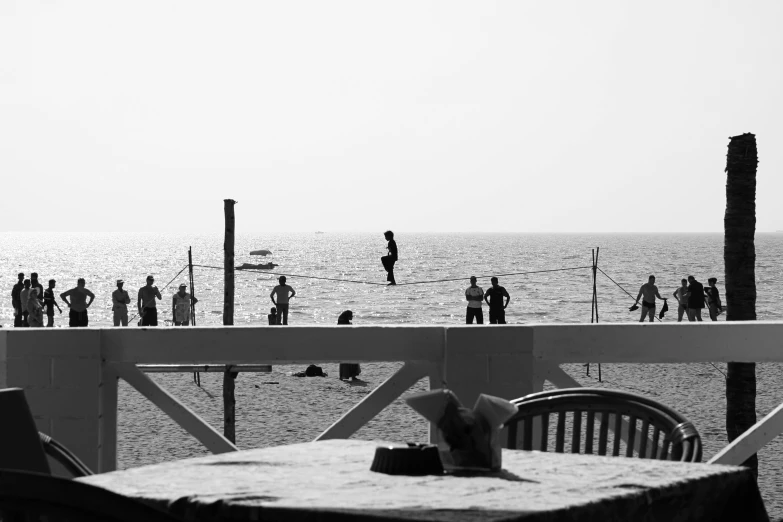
[79,439,768,521]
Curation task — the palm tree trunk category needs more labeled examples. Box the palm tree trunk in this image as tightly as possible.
[724,133,758,479]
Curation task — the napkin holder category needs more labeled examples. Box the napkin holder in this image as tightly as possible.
[405,389,518,472]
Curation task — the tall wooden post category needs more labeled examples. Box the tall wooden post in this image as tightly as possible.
[724,133,758,478]
[223,199,237,443]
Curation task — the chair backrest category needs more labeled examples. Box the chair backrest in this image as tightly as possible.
[0,388,50,474]
[0,468,182,522]
[504,388,702,462]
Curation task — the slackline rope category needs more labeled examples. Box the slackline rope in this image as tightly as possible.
[191,264,593,286]
[127,264,190,324]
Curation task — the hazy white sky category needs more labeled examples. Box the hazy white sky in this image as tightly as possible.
[2,1,782,233]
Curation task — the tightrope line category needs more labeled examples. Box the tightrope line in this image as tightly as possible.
[192,264,593,287]
[127,265,190,324]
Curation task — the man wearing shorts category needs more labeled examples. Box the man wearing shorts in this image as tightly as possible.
[672,278,689,322]
[137,275,162,326]
[685,275,705,322]
[465,276,484,324]
[633,275,666,323]
[270,276,296,325]
[112,279,131,326]
[484,276,511,324]
[60,278,95,327]
[43,279,62,327]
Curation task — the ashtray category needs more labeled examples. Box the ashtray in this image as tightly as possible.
[370,443,444,476]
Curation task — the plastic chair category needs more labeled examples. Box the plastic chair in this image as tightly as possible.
[505,388,702,462]
[0,468,181,522]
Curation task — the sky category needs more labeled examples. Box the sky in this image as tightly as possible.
[2,1,783,233]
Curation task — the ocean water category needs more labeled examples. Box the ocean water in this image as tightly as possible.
[2,232,783,326]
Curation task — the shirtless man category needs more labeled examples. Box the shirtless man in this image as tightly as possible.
[60,278,95,327]
[270,276,296,325]
[137,275,162,326]
[633,275,666,323]
[672,278,689,322]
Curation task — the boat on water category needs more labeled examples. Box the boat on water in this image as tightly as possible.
[237,262,278,270]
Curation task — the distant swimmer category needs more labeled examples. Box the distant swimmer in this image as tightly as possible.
[633,275,666,323]
[337,310,361,381]
[381,230,398,285]
[685,275,705,322]
[704,277,723,321]
[172,283,198,326]
[60,278,95,327]
[43,279,62,327]
[112,279,131,326]
[270,276,296,325]
[465,276,485,324]
[672,278,688,322]
[484,277,510,324]
[137,275,162,326]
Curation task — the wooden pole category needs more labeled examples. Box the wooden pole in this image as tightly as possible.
[594,247,601,382]
[223,199,237,444]
[189,247,200,387]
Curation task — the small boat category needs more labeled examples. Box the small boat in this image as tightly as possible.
[237,263,278,270]
[315,231,325,234]
[250,249,272,256]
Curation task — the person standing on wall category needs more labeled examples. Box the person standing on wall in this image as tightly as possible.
[137,275,162,326]
[172,283,198,326]
[381,230,398,285]
[685,275,705,322]
[60,278,95,327]
[43,279,62,327]
[484,277,511,324]
[465,276,485,324]
[270,276,296,325]
[112,279,131,326]
[12,272,24,327]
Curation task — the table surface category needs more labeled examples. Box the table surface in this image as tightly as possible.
[79,439,768,522]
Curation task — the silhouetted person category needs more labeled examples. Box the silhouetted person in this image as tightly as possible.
[381,230,398,285]
[19,279,31,327]
[30,272,44,305]
[60,278,95,327]
[270,276,296,325]
[705,277,723,321]
[11,272,24,327]
[685,275,705,322]
[337,310,361,381]
[484,277,511,324]
[173,283,198,326]
[138,275,162,326]
[672,278,688,322]
[43,279,62,327]
[633,275,666,323]
[268,307,277,325]
[112,279,131,326]
[27,289,44,328]
[465,276,484,324]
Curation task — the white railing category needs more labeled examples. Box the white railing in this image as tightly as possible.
[2,322,782,472]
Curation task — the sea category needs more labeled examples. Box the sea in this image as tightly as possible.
[2,232,783,326]
[3,232,783,515]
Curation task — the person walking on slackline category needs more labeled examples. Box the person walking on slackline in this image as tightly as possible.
[381,230,398,285]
